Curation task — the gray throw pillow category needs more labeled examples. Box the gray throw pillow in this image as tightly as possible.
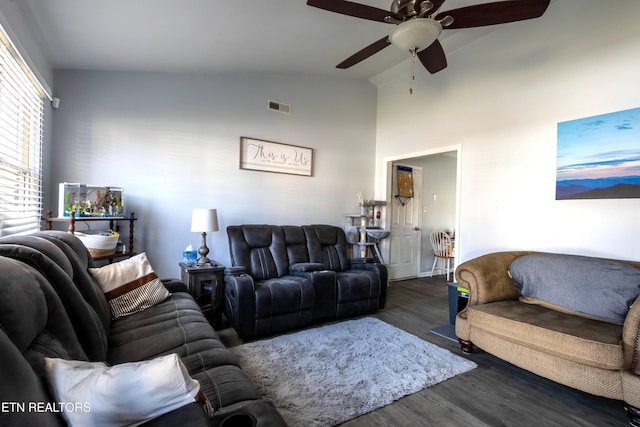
[509,254,640,324]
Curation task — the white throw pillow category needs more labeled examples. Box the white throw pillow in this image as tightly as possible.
[89,252,170,319]
[44,354,201,427]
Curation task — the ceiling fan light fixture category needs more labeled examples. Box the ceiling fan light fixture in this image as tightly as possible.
[388,18,442,53]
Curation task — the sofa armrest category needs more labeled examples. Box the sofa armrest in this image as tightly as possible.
[349,257,375,265]
[223,271,257,339]
[349,260,388,309]
[139,402,209,427]
[349,260,384,273]
[161,278,189,294]
[224,266,247,276]
[290,262,326,273]
[455,251,538,306]
[623,296,640,375]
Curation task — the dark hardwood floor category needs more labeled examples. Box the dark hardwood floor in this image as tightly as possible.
[217,277,628,426]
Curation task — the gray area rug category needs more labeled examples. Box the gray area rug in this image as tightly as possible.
[231,317,477,426]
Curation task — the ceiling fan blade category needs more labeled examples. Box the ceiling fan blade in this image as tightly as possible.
[307,0,403,23]
[337,36,391,69]
[436,0,550,29]
[417,40,447,74]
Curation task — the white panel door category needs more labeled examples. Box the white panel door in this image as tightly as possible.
[388,165,422,280]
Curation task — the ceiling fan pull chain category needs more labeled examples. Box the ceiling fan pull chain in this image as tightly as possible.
[409,47,417,95]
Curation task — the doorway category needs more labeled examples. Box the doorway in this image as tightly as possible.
[387,163,423,280]
[383,145,461,281]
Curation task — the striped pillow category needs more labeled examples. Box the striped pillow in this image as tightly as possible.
[90,252,170,319]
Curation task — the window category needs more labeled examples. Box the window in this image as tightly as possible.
[0,25,45,237]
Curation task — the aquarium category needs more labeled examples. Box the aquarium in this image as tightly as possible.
[58,183,124,217]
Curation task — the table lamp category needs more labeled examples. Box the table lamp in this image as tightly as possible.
[190,208,219,266]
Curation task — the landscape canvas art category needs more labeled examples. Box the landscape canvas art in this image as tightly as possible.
[556,107,640,200]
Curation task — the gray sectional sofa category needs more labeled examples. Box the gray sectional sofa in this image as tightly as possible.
[0,230,286,426]
[225,224,388,340]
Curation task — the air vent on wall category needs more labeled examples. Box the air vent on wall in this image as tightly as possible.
[268,100,291,115]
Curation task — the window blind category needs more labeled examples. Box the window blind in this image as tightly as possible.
[0,25,44,237]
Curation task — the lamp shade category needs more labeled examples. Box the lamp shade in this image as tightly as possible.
[190,209,219,232]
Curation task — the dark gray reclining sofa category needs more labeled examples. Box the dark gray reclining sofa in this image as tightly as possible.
[0,230,286,426]
[225,224,388,340]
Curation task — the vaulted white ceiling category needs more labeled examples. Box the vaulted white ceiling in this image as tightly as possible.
[18,0,548,80]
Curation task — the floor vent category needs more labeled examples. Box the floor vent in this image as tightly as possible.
[268,100,291,115]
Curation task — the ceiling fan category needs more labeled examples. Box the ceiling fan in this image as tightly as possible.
[306,0,551,74]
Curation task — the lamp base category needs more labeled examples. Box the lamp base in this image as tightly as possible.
[196,257,211,266]
[197,231,211,266]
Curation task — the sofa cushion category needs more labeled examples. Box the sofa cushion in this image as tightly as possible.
[282,225,311,264]
[509,253,640,324]
[227,225,289,280]
[0,258,88,365]
[89,252,170,319]
[303,224,351,272]
[467,301,624,370]
[106,293,223,365]
[0,241,108,361]
[44,353,201,427]
[33,231,113,333]
[254,277,315,318]
[1,330,67,427]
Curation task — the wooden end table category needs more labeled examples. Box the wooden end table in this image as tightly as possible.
[179,262,225,330]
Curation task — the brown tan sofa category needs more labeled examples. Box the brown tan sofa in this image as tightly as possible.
[454,251,640,426]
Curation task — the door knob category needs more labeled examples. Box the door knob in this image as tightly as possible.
[414,227,420,231]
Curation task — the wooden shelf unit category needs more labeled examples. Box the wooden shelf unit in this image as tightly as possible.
[44,210,137,261]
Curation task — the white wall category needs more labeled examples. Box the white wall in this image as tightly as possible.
[50,70,377,277]
[374,0,640,265]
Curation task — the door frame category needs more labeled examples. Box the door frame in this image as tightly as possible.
[380,144,463,280]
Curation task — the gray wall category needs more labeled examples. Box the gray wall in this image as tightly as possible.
[50,70,377,277]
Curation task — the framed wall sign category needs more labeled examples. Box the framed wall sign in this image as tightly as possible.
[239,137,313,176]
